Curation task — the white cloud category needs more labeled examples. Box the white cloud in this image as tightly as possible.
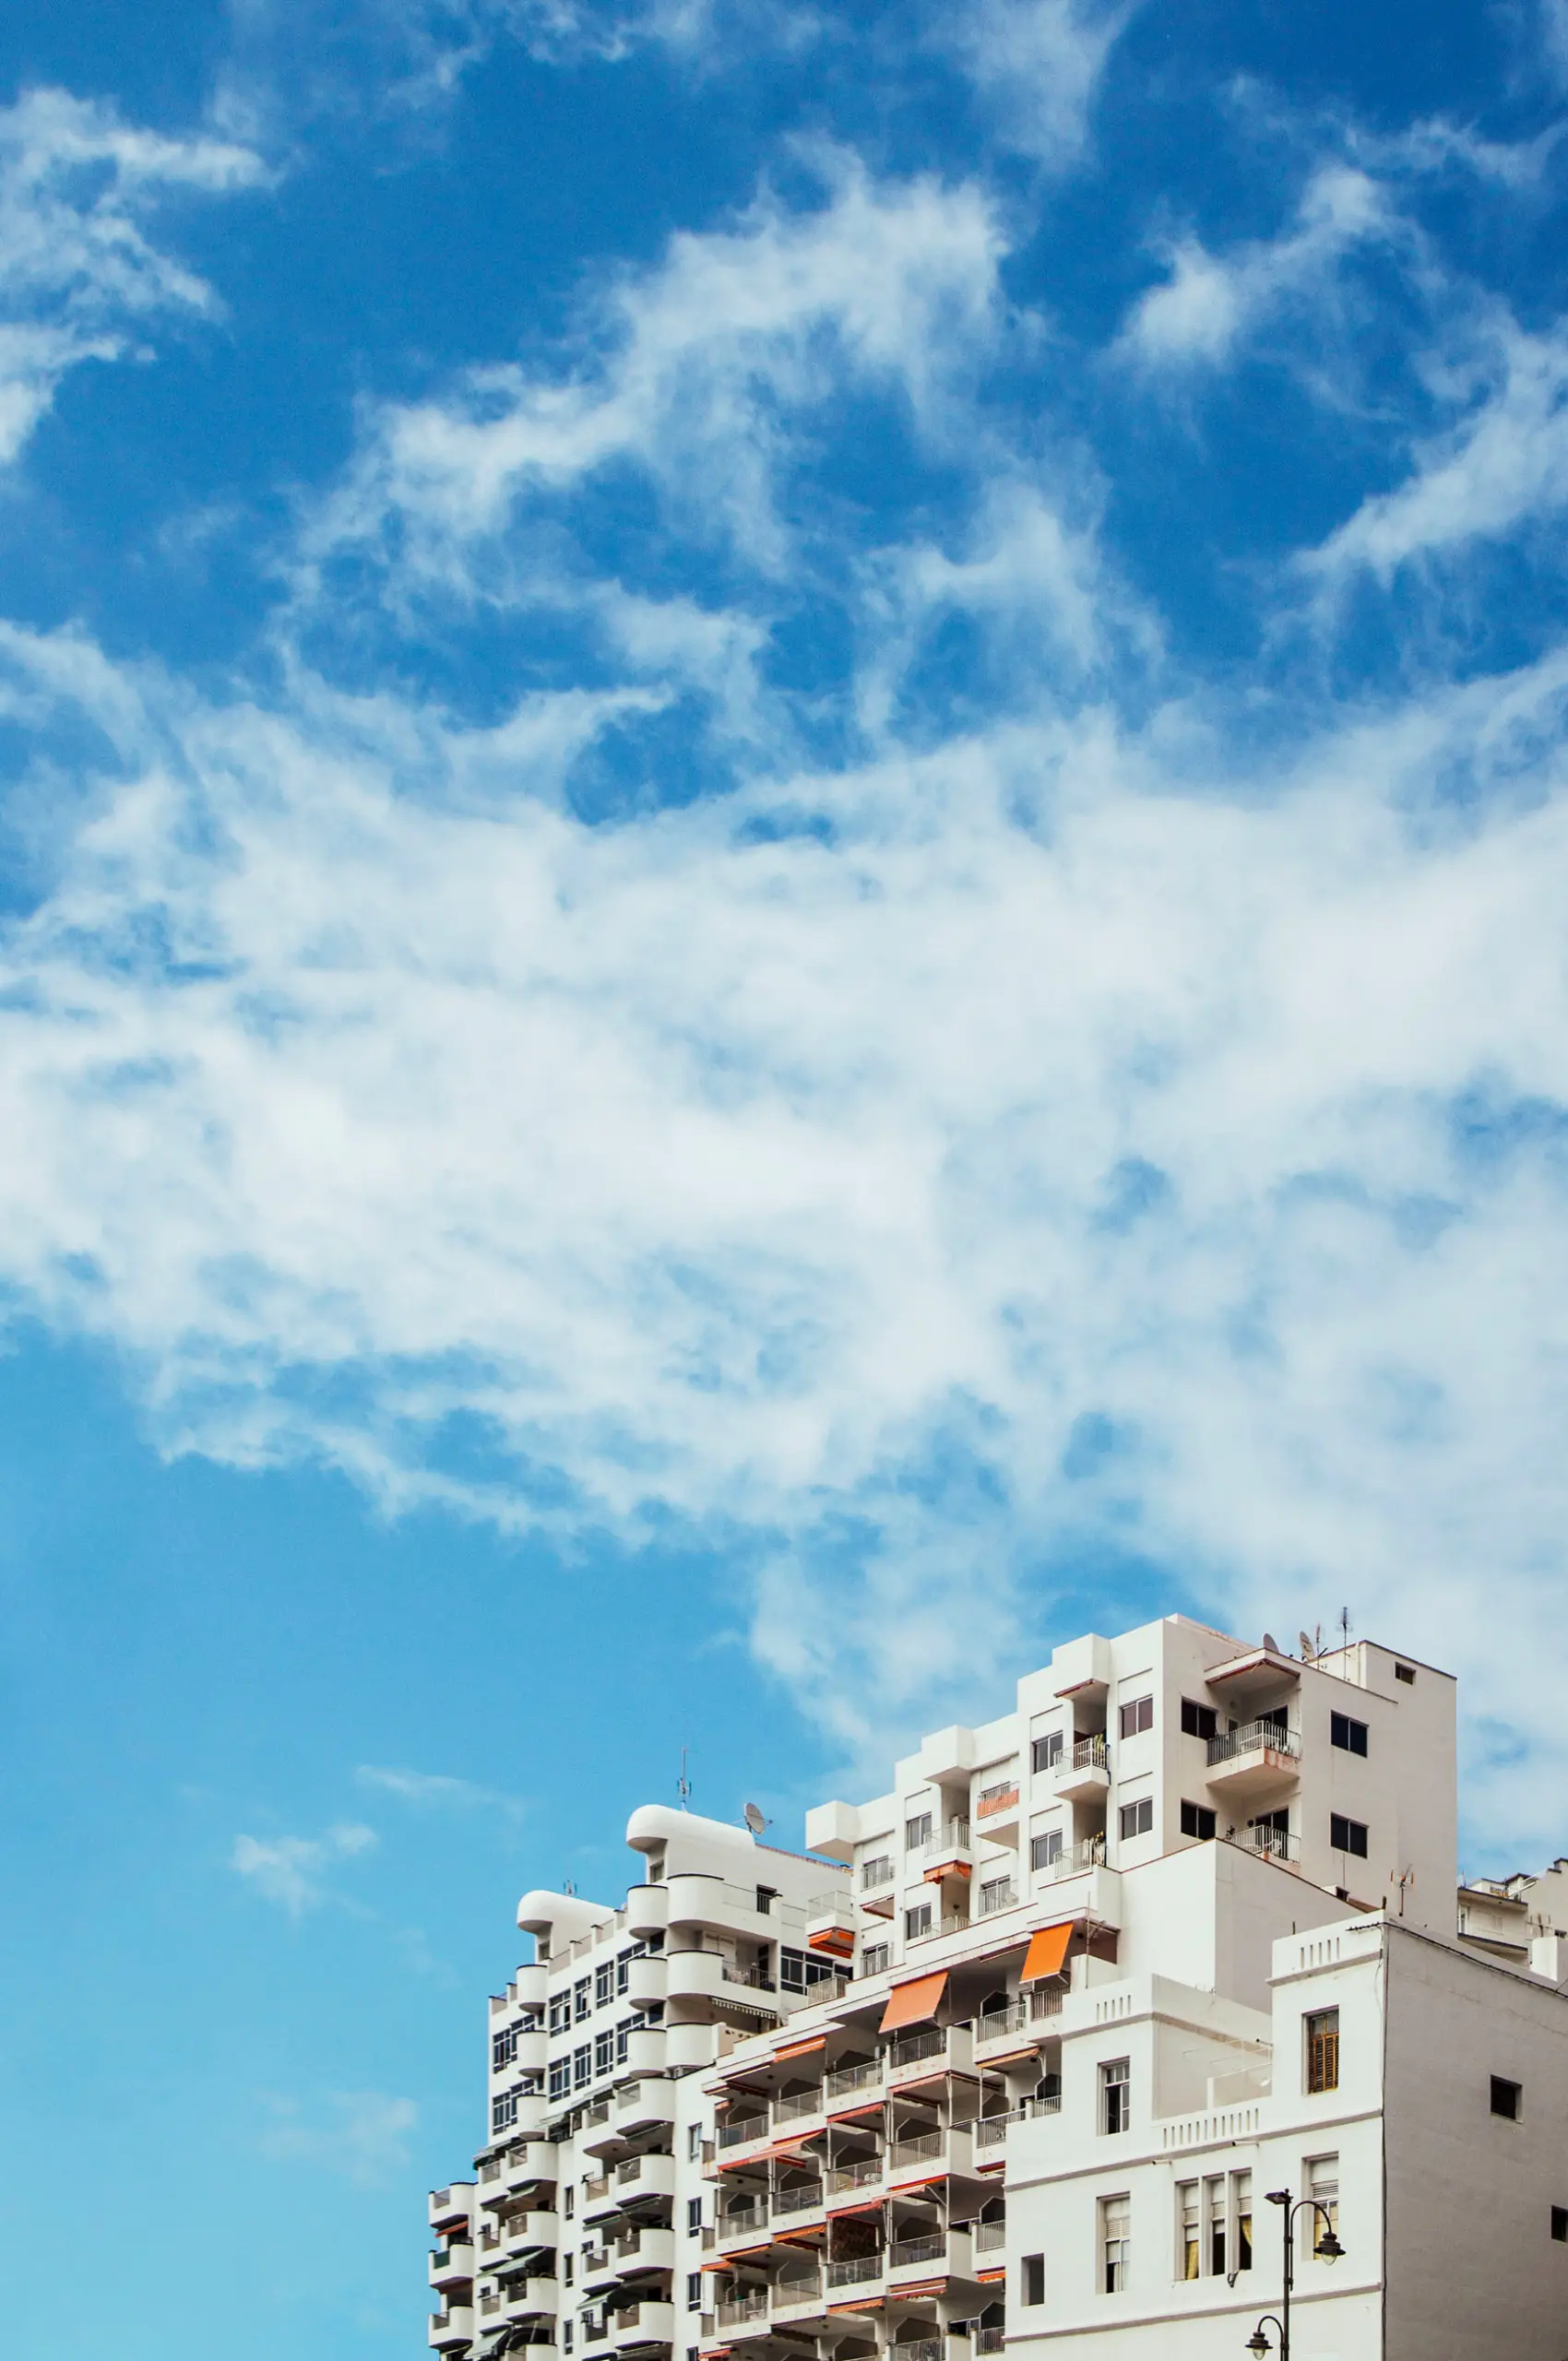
[1123,161,1388,369]
[258,2088,417,2184]
[357,1765,528,1818]
[0,88,263,465]
[231,1822,378,1915]
[940,0,1132,165]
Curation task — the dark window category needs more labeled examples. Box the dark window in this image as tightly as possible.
[549,2058,569,2100]
[493,2091,518,2134]
[493,2025,518,2070]
[594,2030,614,2076]
[564,2188,575,2220]
[906,1902,932,1940]
[686,2274,702,2311]
[1021,2254,1045,2307]
[1491,2076,1522,2121]
[1119,1797,1153,1841]
[595,1962,613,2007]
[1180,1698,1218,1742]
[1101,2058,1131,2134]
[1395,1664,1416,1685]
[1119,1695,1154,1738]
[755,1886,778,1915]
[574,1977,591,2022]
[573,2044,591,2090]
[1031,1732,1063,1773]
[1552,2207,1567,2241]
[906,1811,933,1850]
[549,1994,570,2034]
[1306,2009,1339,2094]
[861,1940,891,1975]
[687,2199,703,2234]
[1181,1800,1217,1841]
[1330,1813,1369,1857]
[779,1946,807,1992]
[616,1951,633,1994]
[1331,1713,1369,1756]
[1030,1830,1063,1870]
[616,2020,631,2063]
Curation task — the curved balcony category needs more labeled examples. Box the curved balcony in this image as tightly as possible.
[666,1873,727,1931]
[585,2245,622,2296]
[615,2150,676,2207]
[615,2225,677,2277]
[625,1956,669,2011]
[612,2299,675,2352]
[501,2211,559,2255]
[616,2079,676,2137]
[624,2025,667,2078]
[496,2140,558,2195]
[626,1885,669,1940]
[430,2242,475,2291]
[584,2172,624,2227]
[431,2184,476,2235]
[429,2305,476,2350]
[503,2277,560,2323]
[662,1949,724,2006]
[663,2020,717,2072]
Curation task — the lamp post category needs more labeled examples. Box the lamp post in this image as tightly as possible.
[1243,2189,1344,2359]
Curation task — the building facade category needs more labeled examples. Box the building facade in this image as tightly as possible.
[429,1613,1568,2361]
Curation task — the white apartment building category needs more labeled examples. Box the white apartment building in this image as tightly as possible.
[430,1612,1568,2361]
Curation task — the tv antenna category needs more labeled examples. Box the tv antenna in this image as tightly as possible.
[677,1749,691,1811]
[743,1802,770,1837]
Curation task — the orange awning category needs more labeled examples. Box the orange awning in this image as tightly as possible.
[1020,1923,1074,1984]
[776,2035,826,2062]
[880,1970,947,2034]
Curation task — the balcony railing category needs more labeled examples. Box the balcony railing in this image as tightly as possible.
[718,2117,769,2150]
[772,2275,823,2309]
[861,1858,896,1892]
[1207,1718,1299,1767]
[774,2183,824,2216]
[890,2131,944,2168]
[617,2153,668,2184]
[974,2221,1006,2253]
[722,1964,778,1992]
[891,2234,945,2268]
[584,2176,611,2200]
[720,2203,767,2238]
[894,2341,942,2361]
[978,2329,1004,2354]
[1051,1837,1106,1879]
[827,2158,883,2192]
[890,2026,946,2068]
[978,1878,1017,1917]
[826,2256,883,2289]
[907,1910,969,1944]
[1232,1821,1299,1862]
[826,2060,882,2100]
[718,2294,768,2329]
[584,2101,612,2128]
[976,1781,1019,1820]
[1066,1734,1108,1772]
[775,2089,822,2123]
[921,1820,972,1860]
[974,2096,1060,2149]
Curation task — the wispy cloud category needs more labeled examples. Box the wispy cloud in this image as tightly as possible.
[257,2088,417,2185]
[231,1823,377,1916]
[357,1764,528,1819]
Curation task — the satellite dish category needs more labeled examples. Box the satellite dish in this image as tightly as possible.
[1262,1631,1281,1655]
[743,1802,768,1836]
[1299,1631,1316,1660]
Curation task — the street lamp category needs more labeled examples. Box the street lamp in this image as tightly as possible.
[1242,2189,1343,2359]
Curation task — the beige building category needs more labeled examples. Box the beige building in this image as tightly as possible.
[429,1612,1568,2361]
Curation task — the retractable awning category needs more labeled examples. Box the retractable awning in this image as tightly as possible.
[879,1970,947,2034]
[776,2035,826,2062]
[1019,1922,1074,1983]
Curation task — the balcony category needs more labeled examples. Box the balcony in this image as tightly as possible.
[771,2272,826,2320]
[585,2247,621,2296]
[716,2112,770,2153]
[717,2292,770,2332]
[584,2174,621,2226]
[827,2156,885,2200]
[920,1821,972,1879]
[974,1988,1061,2052]
[826,2058,884,2108]
[503,2276,559,2320]
[430,2242,476,2289]
[973,2221,1006,2256]
[615,2225,677,2276]
[1206,1719,1301,1805]
[826,2255,885,2293]
[625,1955,669,2011]
[1050,1837,1106,1881]
[502,2210,559,2254]
[611,2300,675,2351]
[489,2141,558,2194]
[626,1886,669,1940]
[1052,1734,1110,1801]
[431,2185,476,2234]
[804,1891,859,1964]
[663,2022,718,2074]
[582,2099,623,2159]
[974,1779,1020,1833]
[977,1877,1018,1918]
[773,2181,825,2223]
[774,2087,825,2130]
[615,2151,676,2206]
[616,2080,677,2137]
[888,2022,972,2080]
[888,2130,945,2176]
[973,2096,1060,2158]
[429,2307,476,2350]
[860,1857,897,1920]
[889,2232,948,2281]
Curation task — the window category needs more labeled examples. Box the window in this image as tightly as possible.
[616,1951,633,1995]
[1030,1829,1063,1870]
[563,2255,575,2287]
[616,2020,632,2064]
[564,2187,575,2220]
[493,2091,518,2134]
[1395,1663,1416,1685]
[687,2198,703,2234]
[1233,2170,1253,2272]
[1119,1797,1153,1842]
[550,1994,570,2035]
[1305,2009,1339,2094]
[563,2325,573,2353]
[1306,2154,1338,2245]
[1205,2176,1227,2276]
[1021,2254,1045,2307]
[906,1902,933,1940]
[906,1810,933,1850]
[1331,1712,1369,1756]
[1551,2207,1567,2242]
[1330,1813,1369,1857]
[1180,1698,1218,1742]
[595,1962,614,2007]
[1100,2195,1130,2293]
[549,2058,570,2101]
[688,2124,704,2161]
[1100,2058,1131,2135]
[573,2044,591,2090]
[574,1978,591,2022]
[1491,2075,1523,2121]
[493,2025,518,2070]
[1177,2182,1199,2280]
[755,1885,778,1915]
[1119,1695,1154,1739]
[779,1946,807,1991]
[1031,1732,1063,1773]
[862,1941,891,1976]
[861,1854,895,1889]
[686,2273,703,2312]
[1180,1800,1217,1841]
[594,2030,614,2077]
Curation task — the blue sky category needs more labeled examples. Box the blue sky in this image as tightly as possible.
[6,0,1568,2352]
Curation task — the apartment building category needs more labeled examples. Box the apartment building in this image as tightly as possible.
[430,1612,1568,2361]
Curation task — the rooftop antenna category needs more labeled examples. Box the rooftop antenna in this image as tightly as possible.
[743,1802,770,1838]
[1298,1630,1316,1661]
[564,1878,576,1896]
[677,1749,691,1811]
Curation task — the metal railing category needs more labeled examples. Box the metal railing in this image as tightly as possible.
[1051,1837,1106,1879]
[826,2256,883,2288]
[974,2221,1006,2252]
[891,2234,945,2267]
[718,2116,769,2149]
[921,1820,972,1859]
[1066,1734,1108,1772]
[774,2182,824,2216]
[826,2058,882,2099]
[718,2294,768,2328]
[1232,1821,1299,1862]
[978,1879,1017,1916]
[907,1908,969,1944]
[890,2131,944,2167]
[978,2329,1004,2354]
[1207,1718,1299,1767]
[772,2275,823,2308]
[584,2176,610,2200]
[861,1857,896,1892]
[719,2202,767,2238]
[976,1999,1027,2041]
[827,2158,883,2192]
[774,2088,822,2123]
[890,2026,946,2068]
[974,2095,1060,2149]
[894,2341,942,2361]
[976,1781,1019,1819]
[481,2295,501,2317]
[722,1964,778,1992]
[584,2101,612,2128]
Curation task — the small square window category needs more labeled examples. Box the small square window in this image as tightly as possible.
[1330,1712,1369,1757]
[1021,2254,1045,2307]
[1551,2207,1567,2242]
[1031,1732,1063,1773]
[1491,2075,1522,2121]
[1119,1797,1153,1842]
[1306,2009,1339,2094]
[906,1902,932,1940]
[1395,1663,1416,1685]
[1031,1829,1063,1870]
[1119,1695,1154,1738]
[1330,1813,1369,1858]
[1101,2057,1131,2134]
[905,1811,933,1851]
[861,1940,891,1976]
[1180,1698,1218,1742]
[1180,1800,1216,1841]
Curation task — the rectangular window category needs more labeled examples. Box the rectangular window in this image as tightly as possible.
[1100,2194,1130,2294]
[493,2026,518,2070]
[1205,2176,1227,2277]
[617,1951,633,1994]
[1306,2154,1339,2247]
[861,1854,895,1889]
[906,1902,932,1940]
[1180,1800,1217,1841]
[1100,2058,1131,2135]
[1177,2181,1199,2281]
[616,2019,632,2063]
[563,2255,574,2287]
[1233,2170,1253,2272]
[1492,2075,1523,2121]
[779,1946,807,1992]
[905,1810,933,1850]
[563,2326,573,2353]
[1330,1813,1369,1858]
[1305,2009,1339,2094]
[1119,1797,1153,1842]
[573,2045,591,2090]
[1119,1695,1154,1738]
[1021,2254,1045,2307]
[1330,1712,1369,1756]
[861,1941,891,1976]
[564,2187,575,2220]
[574,1978,591,2022]
[686,2273,703,2311]
[1030,1828,1063,1870]
[1395,1663,1416,1685]
[687,2198,703,2234]
[1180,1698,1218,1742]
[1551,2207,1567,2242]
[549,2059,570,2100]
[755,1885,778,1915]
[595,1962,614,2007]
[1031,1731,1063,1773]
[594,2030,614,2077]
[549,1994,570,2035]
[493,2091,518,2134]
